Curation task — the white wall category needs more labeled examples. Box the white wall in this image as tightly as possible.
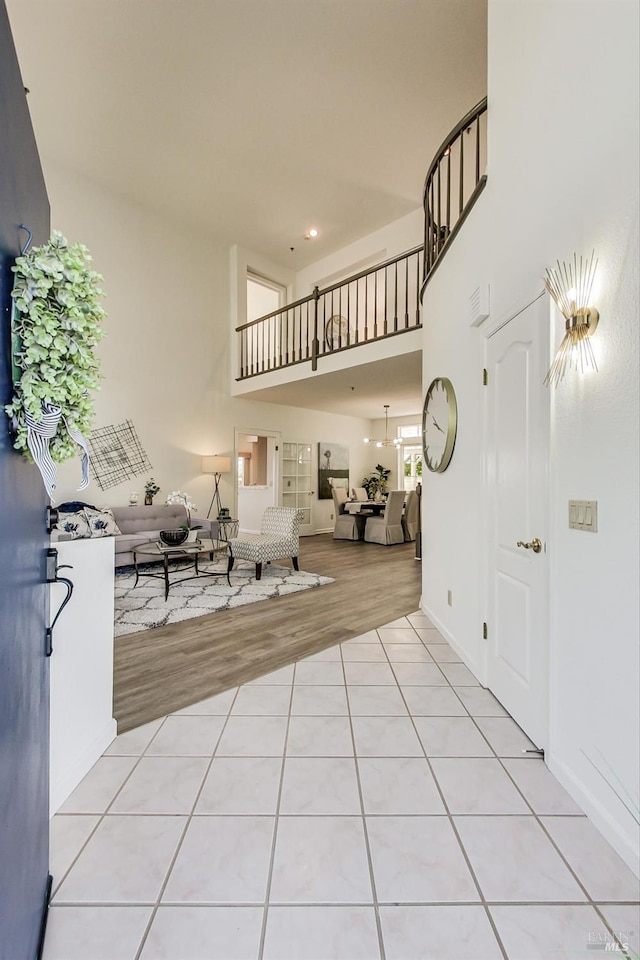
[421,0,639,872]
[41,163,374,533]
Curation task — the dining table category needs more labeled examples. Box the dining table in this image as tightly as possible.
[344,499,387,515]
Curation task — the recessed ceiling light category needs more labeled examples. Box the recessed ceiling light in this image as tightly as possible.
[304,228,319,239]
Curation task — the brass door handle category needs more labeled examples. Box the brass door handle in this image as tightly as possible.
[516,538,542,554]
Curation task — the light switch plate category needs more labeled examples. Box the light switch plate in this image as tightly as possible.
[569,499,598,532]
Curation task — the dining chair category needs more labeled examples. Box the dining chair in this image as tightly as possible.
[332,487,365,540]
[352,487,368,501]
[364,490,405,545]
[402,489,420,542]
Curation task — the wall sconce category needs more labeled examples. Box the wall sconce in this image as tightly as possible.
[201,455,231,518]
[544,251,599,387]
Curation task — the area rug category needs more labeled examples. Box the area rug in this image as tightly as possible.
[114,559,334,637]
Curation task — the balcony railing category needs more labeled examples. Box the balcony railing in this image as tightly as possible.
[236,245,423,381]
[422,96,487,292]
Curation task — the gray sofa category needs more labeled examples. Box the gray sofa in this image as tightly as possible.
[54,504,219,568]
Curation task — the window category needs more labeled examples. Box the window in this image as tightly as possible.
[396,424,422,492]
[247,272,285,322]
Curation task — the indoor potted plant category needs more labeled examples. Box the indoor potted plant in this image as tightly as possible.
[144,478,160,505]
[165,490,201,541]
[362,463,391,501]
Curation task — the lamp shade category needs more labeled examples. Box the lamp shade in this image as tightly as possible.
[201,455,231,474]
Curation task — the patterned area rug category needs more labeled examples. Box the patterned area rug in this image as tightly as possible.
[114,559,334,637]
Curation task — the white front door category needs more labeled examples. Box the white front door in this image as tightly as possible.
[485,293,550,749]
[282,442,315,536]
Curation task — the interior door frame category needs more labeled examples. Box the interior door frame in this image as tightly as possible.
[234,427,281,527]
[480,288,551,746]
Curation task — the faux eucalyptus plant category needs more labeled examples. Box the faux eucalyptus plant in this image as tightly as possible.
[5,232,106,494]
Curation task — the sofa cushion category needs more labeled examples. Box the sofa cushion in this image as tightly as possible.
[58,510,92,540]
[83,507,121,538]
[115,532,160,555]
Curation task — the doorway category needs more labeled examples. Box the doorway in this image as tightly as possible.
[484,293,550,749]
[235,429,280,534]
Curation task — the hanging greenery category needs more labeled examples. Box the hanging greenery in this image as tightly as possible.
[5,231,106,495]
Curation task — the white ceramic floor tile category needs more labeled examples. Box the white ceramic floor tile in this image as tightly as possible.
[49,816,100,892]
[474,717,537,756]
[437,663,480,686]
[270,816,372,903]
[392,663,448,686]
[352,716,423,757]
[413,627,446,643]
[163,816,274,903]
[490,904,612,960]
[342,630,380,645]
[248,665,294,685]
[377,627,422,644]
[541,816,640,902]
[406,613,435,629]
[402,686,467,717]
[196,757,282,814]
[300,645,342,661]
[425,643,461,663]
[280,758,361,814]
[344,662,397,685]
[455,816,586,902]
[290,685,349,716]
[380,617,412,629]
[502,759,583,814]
[216,716,288,756]
[341,642,389,662]
[453,686,508,717]
[348,685,408,716]
[58,757,137,814]
[294,661,345,685]
[146,716,226,756]
[173,688,238,715]
[414,717,493,757]
[110,757,209,814]
[383,643,434,663]
[597,904,640,957]
[380,905,503,960]
[430,758,530,814]
[358,758,445,815]
[105,719,164,755]
[54,815,186,903]
[263,906,380,960]
[139,906,263,960]
[43,905,151,960]
[231,685,291,715]
[286,716,354,756]
[367,816,478,903]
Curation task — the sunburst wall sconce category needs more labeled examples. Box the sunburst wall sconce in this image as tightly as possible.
[543,251,600,387]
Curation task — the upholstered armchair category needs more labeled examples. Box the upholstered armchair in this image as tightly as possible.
[227,506,302,580]
[332,487,365,541]
[364,490,405,545]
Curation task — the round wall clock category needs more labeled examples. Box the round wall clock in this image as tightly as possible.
[422,377,458,473]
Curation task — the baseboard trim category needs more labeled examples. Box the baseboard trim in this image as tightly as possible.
[50,718,117,816]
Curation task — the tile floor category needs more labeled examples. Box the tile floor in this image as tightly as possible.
[44,612,640,960]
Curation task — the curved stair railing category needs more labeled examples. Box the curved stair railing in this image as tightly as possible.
[422,96,487,293]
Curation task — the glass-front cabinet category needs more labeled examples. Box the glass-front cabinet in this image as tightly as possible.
[282,442,312,529]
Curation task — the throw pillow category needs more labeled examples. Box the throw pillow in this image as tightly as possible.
[82,507,122,538]
[58,510,91,539]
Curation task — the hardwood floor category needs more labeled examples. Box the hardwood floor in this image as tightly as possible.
[113,534,422,732]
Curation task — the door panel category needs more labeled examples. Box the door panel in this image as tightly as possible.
[282,442,314,535]
[0,4,51,957]
[485,295,549,749]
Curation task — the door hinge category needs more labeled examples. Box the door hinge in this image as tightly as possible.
[482,368,488,385]
[482,621,488,639]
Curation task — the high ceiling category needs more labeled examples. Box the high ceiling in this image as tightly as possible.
[6,0,486,418]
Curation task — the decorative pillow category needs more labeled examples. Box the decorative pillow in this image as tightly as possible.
[82,507,121,538]
[58,510,91,539]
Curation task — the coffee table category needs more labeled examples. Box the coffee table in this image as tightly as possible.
[132,537,230,601]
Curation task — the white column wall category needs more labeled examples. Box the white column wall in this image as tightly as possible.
[421,0,639,872]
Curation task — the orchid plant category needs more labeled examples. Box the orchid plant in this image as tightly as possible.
[165,490,200,530]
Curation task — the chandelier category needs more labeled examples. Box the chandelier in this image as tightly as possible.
[364,405,401,448]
